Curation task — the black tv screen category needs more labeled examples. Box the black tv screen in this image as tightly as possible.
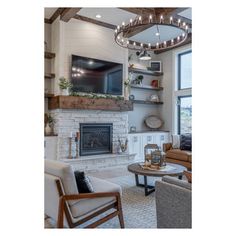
[71,55,123,95]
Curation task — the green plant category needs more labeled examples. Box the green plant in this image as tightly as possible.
[45,113,55,127]
[58,77,72,90]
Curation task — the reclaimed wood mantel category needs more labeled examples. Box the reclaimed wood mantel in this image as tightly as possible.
[48,96,133,111]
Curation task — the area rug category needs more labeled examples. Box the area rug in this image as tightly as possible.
[45,173,160,228]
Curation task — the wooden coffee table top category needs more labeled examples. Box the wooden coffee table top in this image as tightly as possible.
[128,162,186,177]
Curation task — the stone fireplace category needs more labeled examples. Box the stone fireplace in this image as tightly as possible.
[80,123,113,156]
[48,109,135,170]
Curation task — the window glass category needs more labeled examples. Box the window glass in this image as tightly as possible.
[179,51,192,89]
[178,96,192,134]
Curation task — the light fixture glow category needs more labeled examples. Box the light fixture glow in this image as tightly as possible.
[88,60,94,65]
[155,32,160,36]
[139,50,151,60]
[95,14,101,19]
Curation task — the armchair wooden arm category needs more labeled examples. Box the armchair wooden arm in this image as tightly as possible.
[56,180,124,228]
[163,143,172,152]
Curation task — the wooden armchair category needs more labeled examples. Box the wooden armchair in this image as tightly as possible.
[45,159,124,228]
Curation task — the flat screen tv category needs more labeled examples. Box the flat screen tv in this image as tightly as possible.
[70,55,123,95]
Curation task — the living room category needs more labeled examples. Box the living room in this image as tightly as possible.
[44,6,192,229]
[2,0,236,235]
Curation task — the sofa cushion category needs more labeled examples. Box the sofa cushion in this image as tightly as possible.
[74,171,94,193]
[166,149,191,162]
[180,133,192,151]
[70,176,122,218]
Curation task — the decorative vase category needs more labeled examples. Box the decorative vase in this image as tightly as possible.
[124,86,130,100]
[45,123,52,136]
[61,89,69,96]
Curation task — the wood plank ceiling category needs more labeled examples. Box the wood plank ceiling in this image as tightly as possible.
[44,7,192,53]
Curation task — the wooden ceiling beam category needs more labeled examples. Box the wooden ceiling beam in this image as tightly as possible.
[60,8,81,22]
[73,15,116,30]
[44,8,65,24]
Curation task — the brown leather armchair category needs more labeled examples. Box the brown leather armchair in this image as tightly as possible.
[163,143,192,170]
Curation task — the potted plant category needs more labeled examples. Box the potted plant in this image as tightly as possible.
[58,77,72,95]
[44,113,56,135]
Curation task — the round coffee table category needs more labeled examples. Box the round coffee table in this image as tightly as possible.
[127,162,186,196]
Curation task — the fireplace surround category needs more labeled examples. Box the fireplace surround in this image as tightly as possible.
[80,123,113,156]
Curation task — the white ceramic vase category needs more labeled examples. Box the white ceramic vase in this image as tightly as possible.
[45,123,52,135]
[61,89,69,96]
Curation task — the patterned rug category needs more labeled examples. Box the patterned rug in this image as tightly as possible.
[45,172,161,228]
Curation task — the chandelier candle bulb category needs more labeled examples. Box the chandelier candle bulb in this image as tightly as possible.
[130,19,133,25]
[160,15,163,23]
[178,19,181,26]
[170,16,173,24]
[149,15,152,22]
[139,16,142,23]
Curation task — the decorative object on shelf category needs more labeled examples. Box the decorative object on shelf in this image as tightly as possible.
[151,80,159,88]
[75,131,80,159]
[130,126,136,133]
[149,61,162,72]
[129,94,135,100]
[58,77,72,96]
[149,94,160,102]
[114,11,189,53]
[118,137,128,153]
[44,113,55,135]
[144,144,166,169]
[132,75,144,85]
[144,115,163,129]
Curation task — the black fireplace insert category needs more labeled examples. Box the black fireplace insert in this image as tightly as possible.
[80,123,113,156]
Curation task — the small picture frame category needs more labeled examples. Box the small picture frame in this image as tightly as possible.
[149,61,162,72]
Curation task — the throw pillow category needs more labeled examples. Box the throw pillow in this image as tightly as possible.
[171,134,180,149]
[183,170,192,183]
[74,171,94,193]
[180,133,192,151]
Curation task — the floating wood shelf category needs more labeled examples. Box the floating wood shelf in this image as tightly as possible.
[132,100,163,105]
[44,73,55,79]
[45,51,56,59]
[129,67,163,76]
[45,93,54,98]
[48,96,133,111]
[130,84,164,91]
[44,134,58,137]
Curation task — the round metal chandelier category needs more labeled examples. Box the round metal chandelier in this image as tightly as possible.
[114,14,189,52]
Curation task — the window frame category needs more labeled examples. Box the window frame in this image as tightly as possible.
[177,50,192,90]
[177,95,192,134]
